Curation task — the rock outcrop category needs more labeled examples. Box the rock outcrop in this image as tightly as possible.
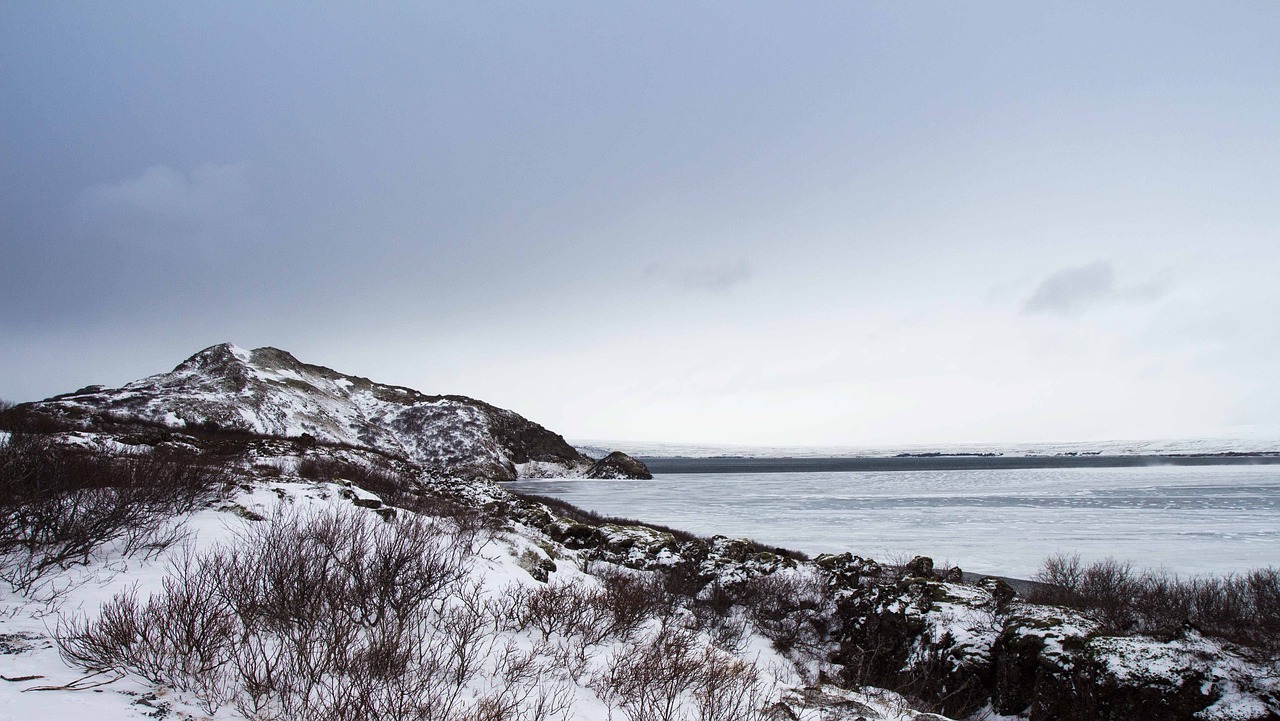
[586,450,653,479]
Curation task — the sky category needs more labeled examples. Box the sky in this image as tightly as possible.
[3,2,1279,447]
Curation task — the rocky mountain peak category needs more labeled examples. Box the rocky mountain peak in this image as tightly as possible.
[22,343,651,482]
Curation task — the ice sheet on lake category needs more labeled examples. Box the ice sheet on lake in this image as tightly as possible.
[574,437,1280,459]
[510,465,1280,578]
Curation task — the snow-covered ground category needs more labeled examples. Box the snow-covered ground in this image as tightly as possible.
[511,464,1280,578]
[0,476,941,721]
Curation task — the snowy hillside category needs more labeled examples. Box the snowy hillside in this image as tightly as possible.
[0,433,949,721]
[0,430,1275,721]
[19,343,648,481]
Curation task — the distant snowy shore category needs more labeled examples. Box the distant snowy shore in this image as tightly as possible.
[574,436,1280,460]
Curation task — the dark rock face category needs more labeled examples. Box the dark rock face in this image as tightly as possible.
[987,622,1271,721]
[586,451,653,479]
[977,576,1017,608]
[905,555,934,578]
[482,402,584,467]
[796,552,1279,721]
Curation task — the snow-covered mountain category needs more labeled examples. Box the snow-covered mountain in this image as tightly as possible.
[21,343,648,481]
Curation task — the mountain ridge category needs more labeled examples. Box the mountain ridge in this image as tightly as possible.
[18,343,650,481]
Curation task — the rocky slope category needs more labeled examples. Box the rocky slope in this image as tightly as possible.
[510,500,1280,721]
[17,343,649,481]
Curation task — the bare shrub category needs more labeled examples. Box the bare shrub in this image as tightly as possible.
[592,621,774,721]
[1032,552,1084,606]
[492,570,669,684]
[691,646,773,721]
[297,455,409,506]
[1031,553,1280,653]
[737,572,832,657]
[0,404,75,434]
[501,579,612,644]
[435,504,503,556]
[440,581,494,686]
[689,582,748,653]
[58,553,237,712]
[473,640,575,721]
[1077,557,1138,631]
[593,622,704,721]
[56,506,516,721]
[0,434,228,593]
[214,508,472,639]
[1031,554,1146,632]
[596,565,666,640]
[1243,569,1280,656]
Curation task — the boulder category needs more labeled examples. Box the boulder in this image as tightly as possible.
[586,451,653,479]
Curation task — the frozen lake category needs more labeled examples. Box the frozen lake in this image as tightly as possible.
[508,464,1280,578]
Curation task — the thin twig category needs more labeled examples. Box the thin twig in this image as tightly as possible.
[22,668,122,691]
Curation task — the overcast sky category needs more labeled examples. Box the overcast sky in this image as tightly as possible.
[3,2,1279,446]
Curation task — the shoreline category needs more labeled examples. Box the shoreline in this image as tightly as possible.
[638,453,1280,474]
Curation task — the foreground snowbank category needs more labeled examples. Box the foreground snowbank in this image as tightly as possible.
[0,470,943,721]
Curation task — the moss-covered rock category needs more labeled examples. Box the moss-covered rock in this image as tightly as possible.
[517,548,557,583]
[544,519,597,548]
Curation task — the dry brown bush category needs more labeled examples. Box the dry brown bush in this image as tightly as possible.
[56,507,534,720]
[736,572,832,657]
[0,434,228,593]
[296,455,409,505]
[591,621,774,721]
[1031,552,1280,654]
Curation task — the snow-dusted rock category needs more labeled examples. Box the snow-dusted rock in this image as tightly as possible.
[990,609,1280,721]
[586,450,653,479]
[20,343,650,481]
[804,552,1280,720]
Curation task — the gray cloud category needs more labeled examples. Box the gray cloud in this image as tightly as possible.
[1116,269,1175,304]
[3,3,1278,442]
[645,259,751,291]
[1023,261,1115,314]
[74,163,257,249]
[1023,261,1172,315]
